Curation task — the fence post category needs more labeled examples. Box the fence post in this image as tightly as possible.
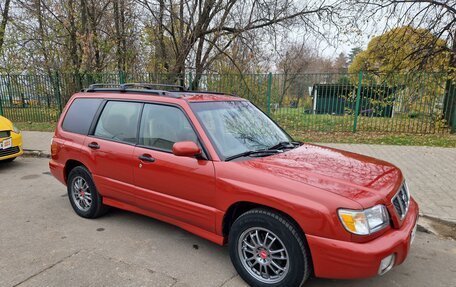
[119,71,126,84]
[53,71,63,113]
[266,72,272,115]
[353,71,363,133]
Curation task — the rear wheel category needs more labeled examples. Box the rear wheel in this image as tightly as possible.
[229,209,312,287]
[67,166,108,218]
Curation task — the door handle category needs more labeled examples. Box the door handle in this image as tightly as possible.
[88,142,100,149]
[138,154,155,163]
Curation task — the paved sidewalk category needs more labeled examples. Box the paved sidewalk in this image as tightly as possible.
[22,131,53,153]
[323,144,456,223]
[20,131,456,222]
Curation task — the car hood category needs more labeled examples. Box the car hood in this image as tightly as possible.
[0,116,13,131]
[234,144,403,207]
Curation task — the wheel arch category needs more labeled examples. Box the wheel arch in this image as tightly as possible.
[222,201,306,241]
[64,159,88,183]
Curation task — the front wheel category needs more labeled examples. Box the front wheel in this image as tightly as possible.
[229,209,312,287]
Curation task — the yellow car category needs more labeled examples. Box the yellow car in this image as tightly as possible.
[0,115,23,162]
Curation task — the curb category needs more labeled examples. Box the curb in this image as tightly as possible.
[417,215,456,240]
[23,149,51,159]
[420,213,456,226]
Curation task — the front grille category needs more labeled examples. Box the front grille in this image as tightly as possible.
[0,130,10,138]
[0,146,20,158]
[392,182,410,220]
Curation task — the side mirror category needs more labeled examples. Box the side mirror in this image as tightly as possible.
[172,141,202,157]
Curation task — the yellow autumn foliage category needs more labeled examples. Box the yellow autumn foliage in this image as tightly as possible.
[349,26,449,74]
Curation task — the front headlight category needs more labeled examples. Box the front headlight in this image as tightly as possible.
[12,125,21,134]
[338,205,389,235]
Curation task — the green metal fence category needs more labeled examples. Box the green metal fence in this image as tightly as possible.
[0,71,455,134]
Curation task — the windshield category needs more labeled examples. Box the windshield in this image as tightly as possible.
[190,101,292,160]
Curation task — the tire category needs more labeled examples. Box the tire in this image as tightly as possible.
[1,157,16,162]
[229,209,312,287]
[67,166,109,218]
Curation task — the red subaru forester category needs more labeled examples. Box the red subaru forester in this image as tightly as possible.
[50,83,419,287]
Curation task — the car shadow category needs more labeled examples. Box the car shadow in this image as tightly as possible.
[0,158,23,172]
[94,208,398,287]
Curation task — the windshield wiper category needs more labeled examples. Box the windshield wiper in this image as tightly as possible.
[225,149,281,162]
[267,141,301,151]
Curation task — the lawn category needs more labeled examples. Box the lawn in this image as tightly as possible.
[294,132,456,148]
[12,121,456,148]
[15,121,57,132]
[272,109,449,134]
[2,107,60,122]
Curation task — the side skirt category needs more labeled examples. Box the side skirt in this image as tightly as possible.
[103,197,225,246]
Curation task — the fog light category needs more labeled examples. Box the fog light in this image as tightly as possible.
[378,254,395,275]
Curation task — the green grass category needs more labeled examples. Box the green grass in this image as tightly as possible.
[15,122,56,132]
[272,108,449,134]
[294,132,456,148]
[2,107,60,122]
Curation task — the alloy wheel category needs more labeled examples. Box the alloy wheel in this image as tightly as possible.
[71,176,92,212]
[237,227,289,284]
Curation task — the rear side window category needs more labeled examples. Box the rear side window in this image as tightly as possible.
[94,101,142,144]
[62,98,102,135]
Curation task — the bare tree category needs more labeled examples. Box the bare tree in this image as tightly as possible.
[277,43,314,106]
[136,0,341,88]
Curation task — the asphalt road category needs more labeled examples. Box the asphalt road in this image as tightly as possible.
[1,157,455,287]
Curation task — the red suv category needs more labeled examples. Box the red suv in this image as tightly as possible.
[50,83,418,287]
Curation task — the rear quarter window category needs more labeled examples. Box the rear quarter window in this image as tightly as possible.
[62,98,103,135]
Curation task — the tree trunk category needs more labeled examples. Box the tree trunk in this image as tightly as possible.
[120,0,127,72]
[155,0,168,73]
[0,0,11,56]
[114,0,126,72]
[68,0,81,87]
[36,0,54,107]
[88,11,102,72]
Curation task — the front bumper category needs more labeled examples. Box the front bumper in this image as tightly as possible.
[0,132,23,160]
[307,198,419,279]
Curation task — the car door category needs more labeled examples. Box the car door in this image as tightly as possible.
[82,100,143,206]
[132,103,217,232]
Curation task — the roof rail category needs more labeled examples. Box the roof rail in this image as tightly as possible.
[83,83,238,98]
[84,83,186,98]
